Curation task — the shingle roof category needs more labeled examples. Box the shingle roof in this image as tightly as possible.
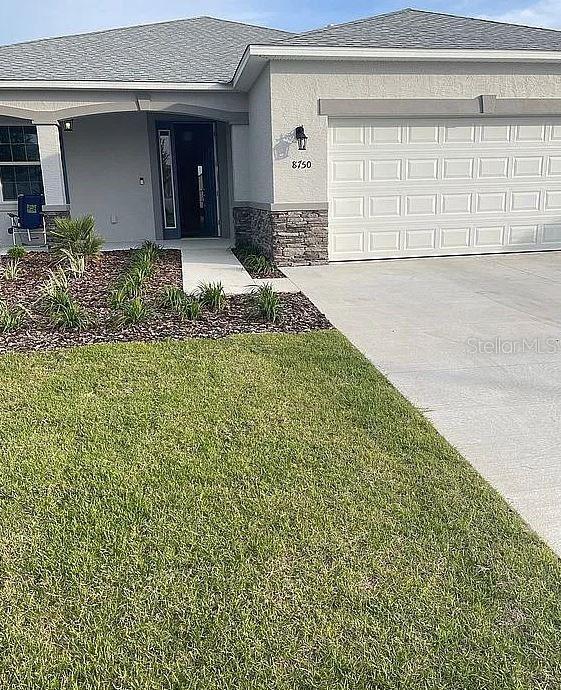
[0,16,293,83]
[283,9,561,50]
[1,9,561,85]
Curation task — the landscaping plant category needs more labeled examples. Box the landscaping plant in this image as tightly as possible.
[252,283,282,323]
[50,214,104,257]
[6,245,26,260]
[244,252,275,277]
[48,293,89,331]
[159,285,186,311]
[139,240,163,262]
[41,268,69,299]
[0,300,27,332]
[3,260,20,281]
[59,248,86,278]
[197,281,226,312]
[160,286,201,321]
[116,297,151,326]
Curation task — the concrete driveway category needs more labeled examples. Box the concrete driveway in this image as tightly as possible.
[284,252,561,555]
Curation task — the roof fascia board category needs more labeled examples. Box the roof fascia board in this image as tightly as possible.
[233,44,561,88]
[0,80,234,92]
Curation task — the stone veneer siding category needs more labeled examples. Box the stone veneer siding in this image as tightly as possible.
[233,207,328,266]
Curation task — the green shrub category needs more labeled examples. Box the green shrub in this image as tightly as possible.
[159,286,201,320]
[0,300,27,332]
[108,286,129,310]
[51,215,104,257]
[178,296,202,320]
[48,293,89,331]
[139,240,163,262]
[116,297,151,326]
[7,245,26,260]
[128,258,153,283]
[42,268,69,299]
[252,283,282,323]
[59,248,86,278]
[159,286,186,311]
[3,259,20,281]
[118,271,144,299]
[197,281,226,312]
[244,253,275,277]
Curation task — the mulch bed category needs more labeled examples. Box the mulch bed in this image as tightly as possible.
[0,250,331,353]
[231,248,286,279]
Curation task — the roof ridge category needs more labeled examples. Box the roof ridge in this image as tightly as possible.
[0,15,292,51]
[283,8,413,41]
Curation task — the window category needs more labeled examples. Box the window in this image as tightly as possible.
[158,130,177,229]
[0,126,44,201]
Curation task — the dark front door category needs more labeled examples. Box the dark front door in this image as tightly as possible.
[174,123,219,238]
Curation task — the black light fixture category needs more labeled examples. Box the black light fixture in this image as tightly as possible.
[62,119,73,132]
[295,125,308,151]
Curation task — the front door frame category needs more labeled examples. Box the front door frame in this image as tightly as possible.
[155,119,221,240]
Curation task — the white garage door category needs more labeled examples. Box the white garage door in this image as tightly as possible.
[328,117,561,260]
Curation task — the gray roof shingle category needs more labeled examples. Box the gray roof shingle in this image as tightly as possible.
[283,9,561,50]
[1,10,561,85]
[0,16,292,83]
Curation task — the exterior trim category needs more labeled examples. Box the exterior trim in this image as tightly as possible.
[233,201,329,211]
[0,80,234,92]
[233,44,561,89]
[320,96,561,117]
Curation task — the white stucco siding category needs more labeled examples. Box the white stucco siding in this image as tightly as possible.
[63,112,156,243]
[248,65,274,204]
[269,60,561,205]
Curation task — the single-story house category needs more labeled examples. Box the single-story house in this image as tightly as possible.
[2,9,561,264]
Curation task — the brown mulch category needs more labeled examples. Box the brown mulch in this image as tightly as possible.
[231,248,286,279]
[0,250,332,353]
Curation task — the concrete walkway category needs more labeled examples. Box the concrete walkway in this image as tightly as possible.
[108,238,298,295]
[285,252,561,556]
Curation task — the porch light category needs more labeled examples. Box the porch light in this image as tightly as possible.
[62,120,73,132]
[295,125,308,151]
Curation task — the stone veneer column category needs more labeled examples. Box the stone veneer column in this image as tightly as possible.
[233,207,328,267]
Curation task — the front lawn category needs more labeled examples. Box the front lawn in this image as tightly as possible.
[1,331,560,688]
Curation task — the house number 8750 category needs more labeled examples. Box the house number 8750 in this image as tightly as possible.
[292,160,312,169]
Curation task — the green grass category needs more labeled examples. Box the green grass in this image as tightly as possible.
[0,331,560,689]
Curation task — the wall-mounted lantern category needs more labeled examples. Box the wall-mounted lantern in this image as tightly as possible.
[62,120,73,132]
[295,125,308,151]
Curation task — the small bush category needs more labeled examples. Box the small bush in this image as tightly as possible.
[0,300,27,332]
[159,286,186,311]
[160,286,201,321]
[51,215,104,257]
[118,271,144,299]
[128,257,153,283]
[42,268,69,299]
[48,293,89,331]
[3,260,20,281]
[139,241,163,262]
[252,283,282,323]
[116,297,151,326]
[197,281,226,312]
[7,245,26,260]
[245,253,275,277]
[59,249,86,278]
[108,286,129,310]
[178,296,202,320]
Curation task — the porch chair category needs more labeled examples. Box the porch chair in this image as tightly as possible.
[7,194,47,246]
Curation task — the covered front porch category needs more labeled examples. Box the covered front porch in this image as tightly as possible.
[0,91,250,248]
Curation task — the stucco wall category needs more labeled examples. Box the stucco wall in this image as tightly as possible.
[269,59,561,204]
[247,65,274,204]
[63,111,156,243]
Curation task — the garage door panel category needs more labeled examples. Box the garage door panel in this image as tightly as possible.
[329,116,561,260]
